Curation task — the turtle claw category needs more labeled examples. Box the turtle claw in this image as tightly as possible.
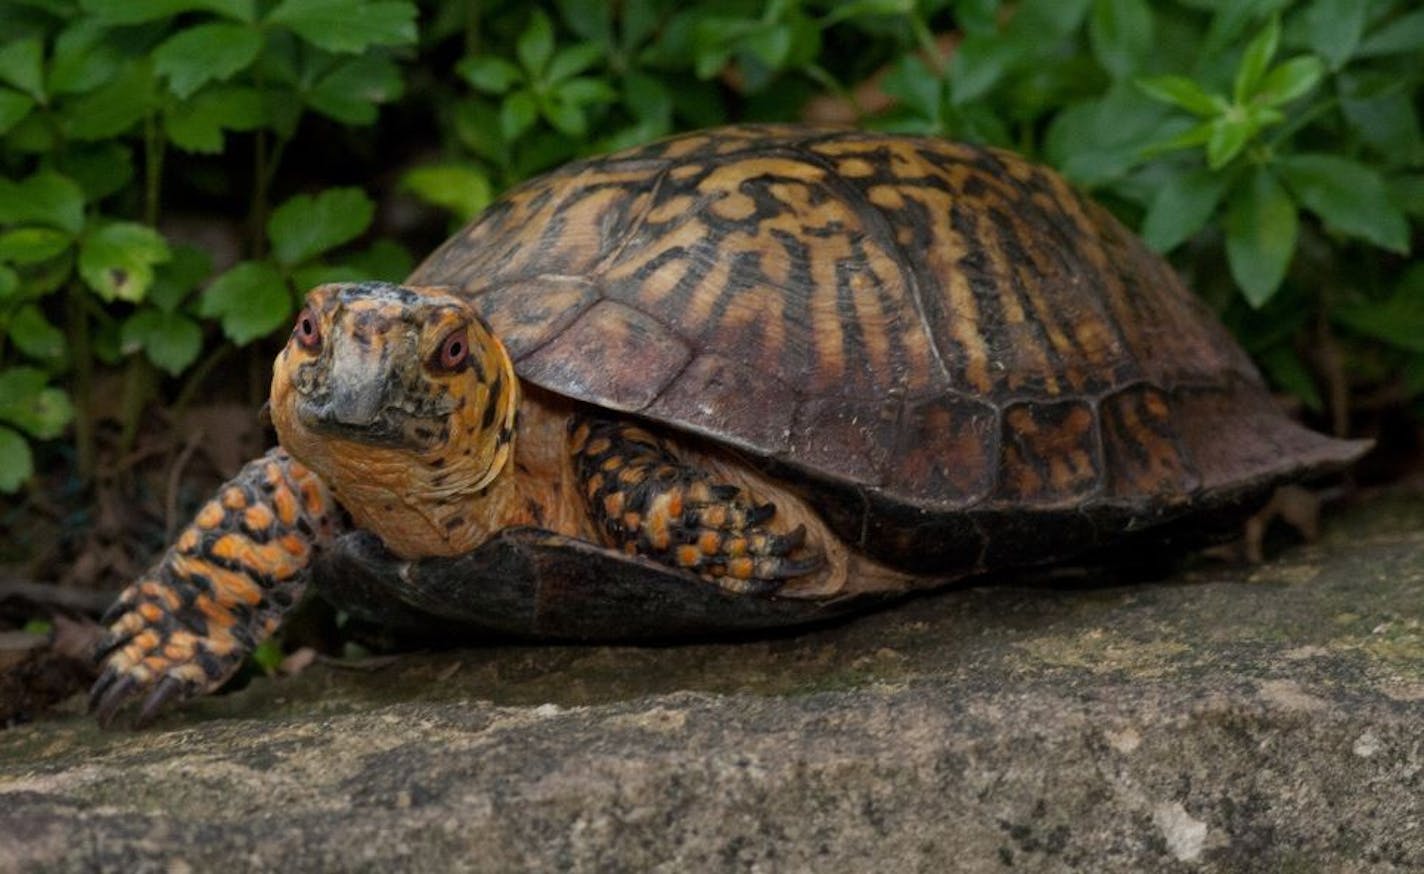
[90,671,140,729]
[137,676,190,728]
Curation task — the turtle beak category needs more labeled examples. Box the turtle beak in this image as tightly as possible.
[325,337,389,426]
[298,332,403,442]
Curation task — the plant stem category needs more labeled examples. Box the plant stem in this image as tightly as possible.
[252,130,271,258]
[465,0,482,58]
[66,286,95,484]
[117,355,155,472]
[172,342,233,416]
[143,114,164,228]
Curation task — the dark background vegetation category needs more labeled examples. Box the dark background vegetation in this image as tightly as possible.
[0,0,1421,601]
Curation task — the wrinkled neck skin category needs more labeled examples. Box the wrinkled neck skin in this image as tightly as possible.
[269,283,529,559]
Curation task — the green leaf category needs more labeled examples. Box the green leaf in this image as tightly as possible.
[0,90,33,135]
[79,0,254,24]
[165,86,267,153]
[1136,76,1225,117]
[622,71,672,127]
[882,55,942,122]
[0,171,85,234]
[1303,0,1365,70]
[251,638,283,674]
[1357,10,1424,58]
[742,24,793,71]
[121,308,203,374]
[62,143,135,201]
[1234,16,1279,104]
[267,0,417,53]
[49,20,124,96]
[0,37,44,101]
[557,76,617,105]
[8,304,65,362]
[546,43,604,84]
[63,61,156,141]
[1340,71,1424,164]
[0,426,33,493]
[458,56,523,94]
[267,188,374,265]
[1278,154,1410,253]
[499,90,538,141]
[1333,266,1424,352]
[78,222,172,302]
[342,239,411,281]
[1392,174,1424,218]
[0,368,74,440]
[540,95,587,137]
[0,228,73,264]
[1089,0,1154,78]
[401,163,491,220]
[1043,83,1174,185]
[1022,0,1092,37]
[148,244,213,312]
[820,0,913,25]
[289,263,366,290]
[517,10,556,76]
[306,56,403,125]
[1206,114,1252,169]
[154,23,262,98]
[1225,167,1297,307]
[1255,56,1324,107]
[949,32,1022,106]
[1141,167,1228,253]
[199,260,291,344]
[557,0,612,44]
[0,266,17,300]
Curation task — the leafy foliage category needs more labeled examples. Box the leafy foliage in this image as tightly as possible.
[0,0,1420,494]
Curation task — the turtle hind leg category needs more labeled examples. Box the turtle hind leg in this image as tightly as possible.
[570,417,824,595]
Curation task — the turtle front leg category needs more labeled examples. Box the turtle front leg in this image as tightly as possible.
[90,448,342,726]
[570,417,823,594]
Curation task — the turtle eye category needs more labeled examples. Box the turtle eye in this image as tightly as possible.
[434,327,469,372]
[295,307,321,350]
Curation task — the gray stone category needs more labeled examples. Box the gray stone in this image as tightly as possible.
[2,491,1423,872]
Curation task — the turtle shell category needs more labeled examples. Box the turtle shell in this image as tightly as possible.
[407,125,1368,574]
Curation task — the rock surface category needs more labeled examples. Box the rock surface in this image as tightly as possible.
[2,490,1423,872]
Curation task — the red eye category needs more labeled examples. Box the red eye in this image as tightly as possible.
[437,328,468,371]
[295,308,321,350]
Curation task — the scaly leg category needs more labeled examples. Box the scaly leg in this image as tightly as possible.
[570,417,823,594]
[90,448,342,726]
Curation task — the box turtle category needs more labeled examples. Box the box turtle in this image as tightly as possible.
[91,125,1369,724]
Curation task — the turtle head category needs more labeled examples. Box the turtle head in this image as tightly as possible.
[270,282,519,549]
